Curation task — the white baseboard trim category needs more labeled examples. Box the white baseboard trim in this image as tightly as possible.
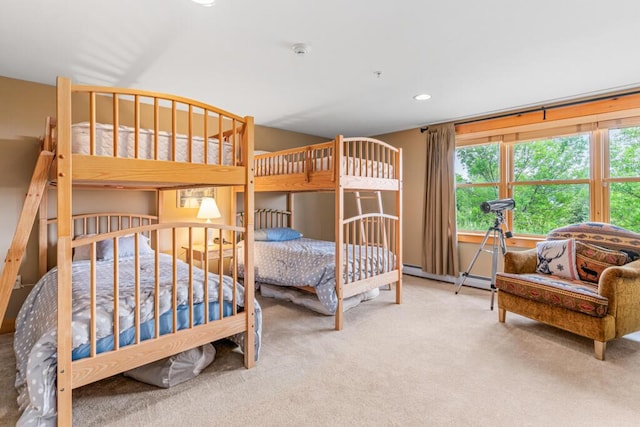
[402,264,492,290]
[402,265,455,283]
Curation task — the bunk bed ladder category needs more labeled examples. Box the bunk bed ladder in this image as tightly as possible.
[354,190,388,244]
[353,191,391,290]
[0,149,55,324]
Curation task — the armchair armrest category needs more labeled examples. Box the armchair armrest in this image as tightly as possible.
[598,259,640,321]
[503,248,537,274]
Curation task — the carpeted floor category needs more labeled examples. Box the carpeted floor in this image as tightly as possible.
[2,275,640,426]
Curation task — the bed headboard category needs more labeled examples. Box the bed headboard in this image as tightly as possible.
[236,209,292,241]
[60,212,158,238]
[42,212,158,274]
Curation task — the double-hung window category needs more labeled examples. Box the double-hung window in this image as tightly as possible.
[455,113,640,243]
[511,133,590,235]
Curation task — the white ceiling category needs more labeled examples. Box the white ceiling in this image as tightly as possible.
[2,0,640,138]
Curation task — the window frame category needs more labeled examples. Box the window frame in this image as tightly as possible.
[455,110,640,248]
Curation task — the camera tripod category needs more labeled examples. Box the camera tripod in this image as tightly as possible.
[455,211,509,310]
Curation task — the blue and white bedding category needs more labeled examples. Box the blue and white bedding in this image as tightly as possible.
[14,253,262,427]
[238,238,395,314]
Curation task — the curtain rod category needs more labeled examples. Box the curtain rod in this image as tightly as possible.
[419,88,640,133]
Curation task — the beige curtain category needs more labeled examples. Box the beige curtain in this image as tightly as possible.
[422,123,459,276]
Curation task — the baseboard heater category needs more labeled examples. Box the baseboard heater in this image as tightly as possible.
[402,264,492,290]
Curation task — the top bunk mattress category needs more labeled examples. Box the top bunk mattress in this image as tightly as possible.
[72,122,234,165]
[255,154,394,178]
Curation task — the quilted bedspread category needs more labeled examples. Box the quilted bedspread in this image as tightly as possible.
[238,238,394,314]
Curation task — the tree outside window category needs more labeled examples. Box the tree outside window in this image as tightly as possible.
[455,143,499,232]
[511,135,590,235]
[608,127,640,230]
[454,130,640,236]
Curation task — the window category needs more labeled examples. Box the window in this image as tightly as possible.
[456,116,640,240]
[511,134,590,235]
[607,126,640,230]
[455,143,499,231]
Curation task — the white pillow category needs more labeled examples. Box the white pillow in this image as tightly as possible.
[73,234,97,261]
[535,238,579,280]
[97,234,154,260]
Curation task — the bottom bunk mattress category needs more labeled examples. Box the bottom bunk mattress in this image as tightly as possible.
[238,237,395,314]
[13,253,262,427]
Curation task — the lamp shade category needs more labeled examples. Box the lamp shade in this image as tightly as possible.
[197,197,222,222]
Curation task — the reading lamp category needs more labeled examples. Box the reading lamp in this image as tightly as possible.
[197,197,222,244]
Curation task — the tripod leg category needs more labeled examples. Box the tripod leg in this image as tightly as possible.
[499,228,507,255]
[455,227,492,294]
[489,229,504,311]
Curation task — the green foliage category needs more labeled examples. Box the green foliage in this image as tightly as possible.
[511,135,590,234]
[609,128,640,231]
[455,144,499,230]
[455,144,498,184]
[610,128,640,178]
[513,184,589,234]
[513,135,589,181]
[610,182,640,230]
[455,128,640,234]
[456,186,498,230]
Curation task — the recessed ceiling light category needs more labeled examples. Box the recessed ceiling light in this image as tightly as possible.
[192,0,215,7]
[413,93,431,101]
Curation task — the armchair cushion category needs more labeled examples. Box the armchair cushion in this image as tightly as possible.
[495,273,608,317]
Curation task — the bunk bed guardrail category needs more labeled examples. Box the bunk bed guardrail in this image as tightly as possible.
[254,137,400,182]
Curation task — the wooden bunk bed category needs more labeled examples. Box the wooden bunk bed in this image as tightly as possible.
[250,137,402,330]
[0,77,256,425]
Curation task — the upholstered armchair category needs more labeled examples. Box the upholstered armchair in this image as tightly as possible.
[495,223,640,360]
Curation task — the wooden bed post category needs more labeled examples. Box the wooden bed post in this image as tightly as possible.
[39,117,55,278]
[396,148,403,304]
[56,76,74,426]
[156,190,164,222]
[334,135,344,331]
[286,193,294,229]
[38,182,49,278]
[243,116,256,367]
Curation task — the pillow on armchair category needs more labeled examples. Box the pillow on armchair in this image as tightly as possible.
[575,241,628,283]
[535,239,579,280]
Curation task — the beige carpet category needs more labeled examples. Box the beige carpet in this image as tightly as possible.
[2,275,640,426]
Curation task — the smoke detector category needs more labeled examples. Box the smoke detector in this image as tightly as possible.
[291,43,310,56]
